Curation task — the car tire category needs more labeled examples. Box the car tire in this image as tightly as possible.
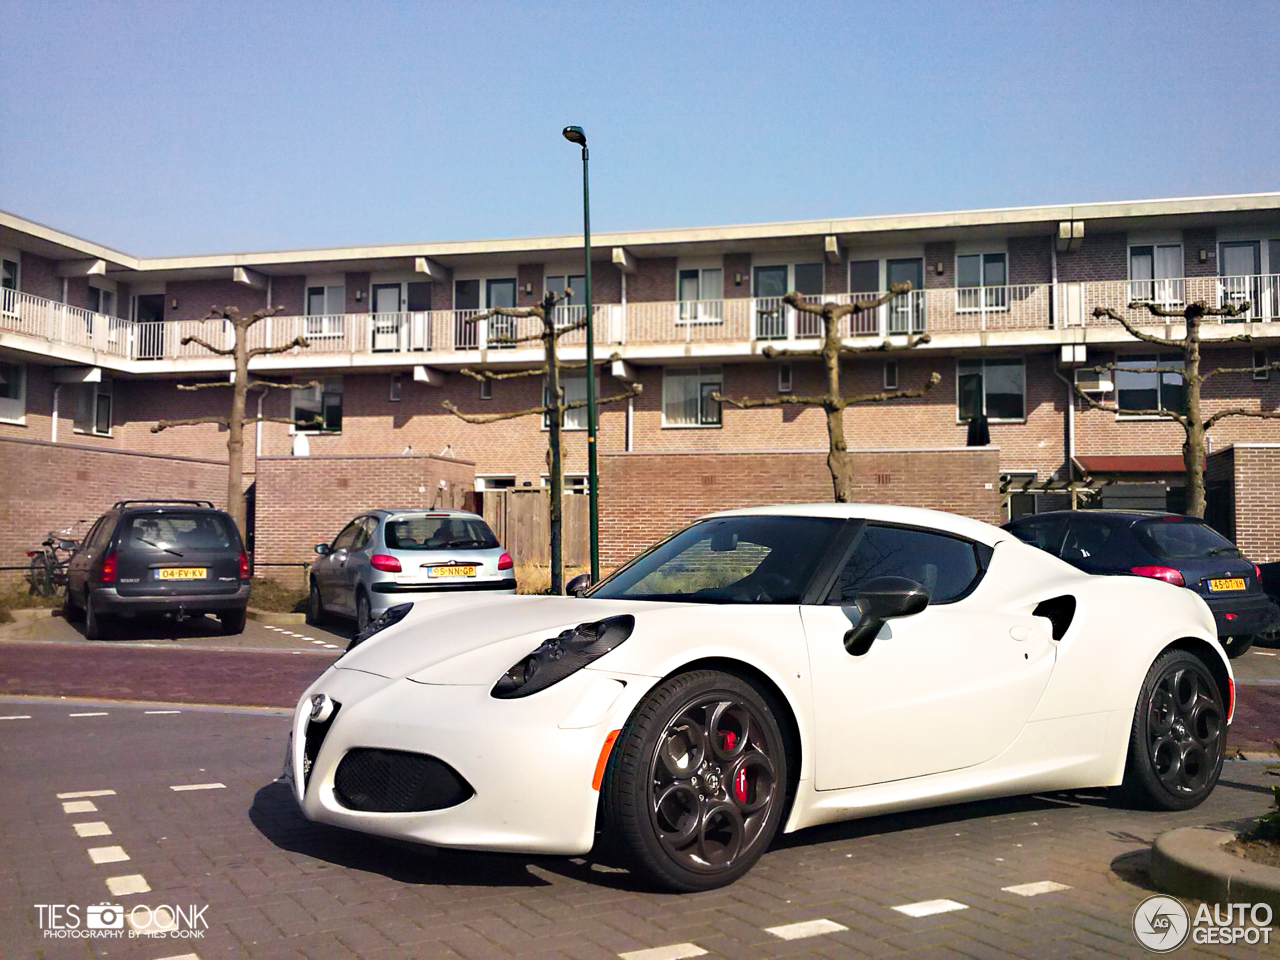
[355,591,372,634]
[599,669,791,892]
[63,588,83,623]
[219,607,247,635]
[306,580,326,626]
[1116,649,1226,811]
[84,592,111,641]
[1221,634,1254,659]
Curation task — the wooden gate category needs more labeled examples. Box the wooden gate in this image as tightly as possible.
[482,489,589,568]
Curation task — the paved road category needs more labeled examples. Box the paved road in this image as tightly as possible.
[1,698,1275,960]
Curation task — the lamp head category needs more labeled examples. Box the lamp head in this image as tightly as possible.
[562,126,587,146]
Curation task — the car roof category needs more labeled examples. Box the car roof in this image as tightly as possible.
[702,503,1011,546]
[371,508,483,519]
[1008,510,1197,525]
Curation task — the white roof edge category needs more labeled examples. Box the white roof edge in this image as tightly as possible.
[699,502,1009,544]
[6,191,1280,272]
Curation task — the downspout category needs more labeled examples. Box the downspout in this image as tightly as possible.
[256,277,273,463]
[51,384,61,443]
[1049,237,1078,507]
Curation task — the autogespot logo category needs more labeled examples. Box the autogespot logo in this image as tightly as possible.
[1133,895,1190,953]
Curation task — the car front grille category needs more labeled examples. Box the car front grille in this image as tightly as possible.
[333,748,474,813]
[302,704,340,787]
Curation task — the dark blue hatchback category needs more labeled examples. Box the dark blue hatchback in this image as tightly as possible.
[1003,510,1272,658]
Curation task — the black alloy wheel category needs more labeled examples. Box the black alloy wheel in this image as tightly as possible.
[355,592,372,634]
[306,580,326,626]
[600,670,790,891]
[1119,650,1226,810]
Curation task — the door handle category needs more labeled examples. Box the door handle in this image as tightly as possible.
[1010,625,1035,642]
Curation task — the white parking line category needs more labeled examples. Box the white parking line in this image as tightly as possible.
[69,712,109,717]
[765,918,848,940]
[299,636,315,641]
[892,899,968,918]
[0,715,31,720]
[323,644,340,649]
[1254,650,1276,656]
[169,783,226,792]
[74,821,112,838]
[618,945,708,960]
[87,845,130,864]
[153,954,200,960]
[62,800,97,814]
[56,789,116,799]
[145,710,182,715]
[105,873,151,895]
[1002,880,1072,897]
[311,640,326,645]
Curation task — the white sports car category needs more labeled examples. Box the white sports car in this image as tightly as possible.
[287,504,1234,891]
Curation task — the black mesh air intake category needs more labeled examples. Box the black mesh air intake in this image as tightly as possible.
[1033,595,1077,641]
[333,748,474,812]
[303,704,340,786]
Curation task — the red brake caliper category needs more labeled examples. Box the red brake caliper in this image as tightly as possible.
[734,765,748,804]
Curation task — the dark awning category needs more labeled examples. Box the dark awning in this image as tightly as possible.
[1077,455,1187,474]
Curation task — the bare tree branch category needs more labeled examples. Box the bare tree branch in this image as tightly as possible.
[781,283,911,319]
[247,335,310,359]
[1091,307,1179,347]
[710,392,828,410]
[152,416,231,433]
[441,383,641,425]
[1202,361,1280,381]
[760,344,821,360]
[241,416,318,427]
[179,334,236,356]
[1072,383,1188,426]
[561,384,643,409]
[458,366,548,381]
[1203,407,1280,429]
[839,332,931,355]
[248,379,321,391]
[175,381,232,390]
[840,372,942,406]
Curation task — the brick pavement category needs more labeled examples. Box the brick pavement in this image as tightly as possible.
[1,699,1275,960]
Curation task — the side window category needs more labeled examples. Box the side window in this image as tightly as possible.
[1060,519,1113,561]
[331,520,363,551]
[352,517,378,551]
[90,517,117,553]
[1008,518,1067,556]
[81,519,105,551]
[829,524,984,605]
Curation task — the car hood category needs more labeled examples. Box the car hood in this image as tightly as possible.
[333,594,680,684]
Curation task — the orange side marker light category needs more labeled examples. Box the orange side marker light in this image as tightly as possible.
[592,729,622,791]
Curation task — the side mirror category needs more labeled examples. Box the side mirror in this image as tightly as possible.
[566,573,593,597]
[314,543,331,556]
[842,576,929,656]
[58,539,78,552]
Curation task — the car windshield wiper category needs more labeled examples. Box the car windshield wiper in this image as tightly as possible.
[135,537,183,557]
[445,539,490,548]
[1206,546,1240,557]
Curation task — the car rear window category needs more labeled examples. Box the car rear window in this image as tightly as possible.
[1134,518,1239,560]
[124,513,236,551]
[384,516,498,550]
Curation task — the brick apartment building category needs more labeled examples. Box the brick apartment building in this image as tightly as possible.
[2,193,1279,569]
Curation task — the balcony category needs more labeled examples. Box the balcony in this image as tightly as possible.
[3,277,1277,369]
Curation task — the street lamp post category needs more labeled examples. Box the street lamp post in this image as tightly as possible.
[562,125,600,583]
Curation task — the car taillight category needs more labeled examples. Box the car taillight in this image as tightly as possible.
[1130,565,1184,586]
[498,552,513,571]
[100,552,117,583]
[370,554,402,572]
[238,551,250,580]
[1254,564,1263,581]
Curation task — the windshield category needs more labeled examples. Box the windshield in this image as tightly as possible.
[124,513,235,552]
[589,515,846,603]
[1135,518,1239,560]
[384,515,498,550]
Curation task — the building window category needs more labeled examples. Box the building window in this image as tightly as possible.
[1255,349,1270,381]
[476,476,516,491]
[1116,354,1184,416]
[544,372,598,430]
[1,258,18,293]
[305,285,346,337]
[86,285,116,317]
[0,361,26,423]
[479,378,492,400]
[678,268,723,322]
[778,362,792,394]
[389,375,402,401]
[546,274,586,328]
[957,359,1024,422]
[883,360,898,390]
[293,377,343,432]
[74,380,112,436]
[956,253,1007,311]
[1129,245,1183,304]
[663,366,722,427]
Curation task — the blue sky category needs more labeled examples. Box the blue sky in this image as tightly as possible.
[3,0,1278,256]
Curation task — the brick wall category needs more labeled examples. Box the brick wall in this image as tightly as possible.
[19,253,61,301]
[344,272,370,314]
[599,447,1002,566]
[517,264,544,307]
[1057,232,1127,282]
[725,254,752,298]
[1226,445,1280,562]
[272,274,306,316]
[253,453,475,566]
[592,260,622,305]
[0,436,227,576]
[630,258,677,302]
[1183,228,1218,278]
[166,279,267,323]
[924,242,955,290]
[1009,236,1052,285]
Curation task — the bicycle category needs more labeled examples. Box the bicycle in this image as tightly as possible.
[26,522,88,598]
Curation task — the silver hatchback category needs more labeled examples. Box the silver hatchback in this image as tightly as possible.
[307,508,516,631]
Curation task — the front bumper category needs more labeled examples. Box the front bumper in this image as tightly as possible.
[1204,592,1273,638]
[289,664,635,855]
[92,583,249,615]
[367,581,516,616]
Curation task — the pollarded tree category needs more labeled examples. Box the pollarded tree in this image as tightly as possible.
[712,285,940,502]
[1079,298,1280,518]
[441,289,641,595]
[151,305,312,536]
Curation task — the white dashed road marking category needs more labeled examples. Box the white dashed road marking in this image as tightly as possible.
[74,821,112,838]
[1254,650,1276,656]
[145,710,182,715]
[57,789,116,799]
[1003,881,1072,897]
[69,711,109,717]
[87,845,130,864]
[0,714,31,720]
[300,636,315,641]
[618,945,708,960]
[153,954,200,960]
[170,782,226,792]
[892,899,969,918]
[765,919,849,940]
[62,800,98,814]
[106,873,151,895]
[323,644,340,649]
[311,640,326,645]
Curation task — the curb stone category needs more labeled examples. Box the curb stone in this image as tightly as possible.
[1151,826,1280,912]
[246,608,306,624]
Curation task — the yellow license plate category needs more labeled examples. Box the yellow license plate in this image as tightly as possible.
[1208,577,1246,592]
[157,567,207,580]
[428,565,476,578]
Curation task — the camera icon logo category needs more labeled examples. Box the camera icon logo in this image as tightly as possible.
[86,903,124,929]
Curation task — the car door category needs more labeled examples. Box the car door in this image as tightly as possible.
[801,522,1057,790]
[67,517,106,601]
[339,517,378,606]
[317,519,362,612]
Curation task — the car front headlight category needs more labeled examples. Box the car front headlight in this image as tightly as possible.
[491,614,635,699]
[344,602,413,653]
